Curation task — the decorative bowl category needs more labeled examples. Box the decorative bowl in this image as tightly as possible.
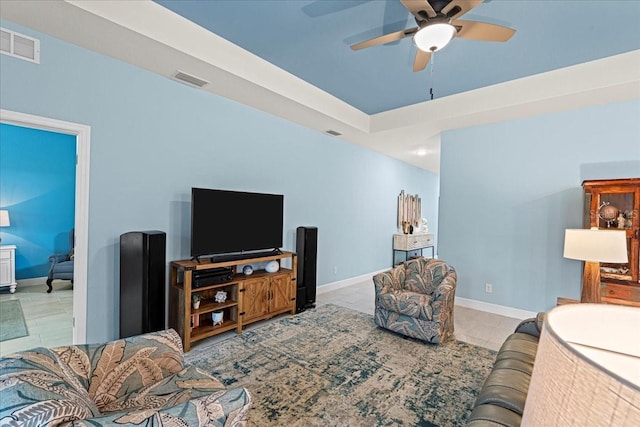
[265,260,279,273]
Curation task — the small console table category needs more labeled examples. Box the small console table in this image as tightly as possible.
[393,233,434,266]
[0,245,17,293]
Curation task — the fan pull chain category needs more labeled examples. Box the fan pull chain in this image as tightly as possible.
[429,51,435,100]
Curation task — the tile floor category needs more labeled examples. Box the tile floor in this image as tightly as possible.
[0,281,73,356]
[0,277,524,356]
[316,279,524,351]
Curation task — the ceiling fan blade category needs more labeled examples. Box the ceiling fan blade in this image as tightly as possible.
[442,0,483,20]
[351,27,418,50]
[401,0,437,18]
[453,19,515,42]
[413,49,431,72]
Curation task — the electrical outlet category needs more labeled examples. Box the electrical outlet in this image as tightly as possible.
[333,266,338,275]
[485,283,493,293]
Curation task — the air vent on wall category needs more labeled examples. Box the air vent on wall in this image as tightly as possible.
[172,71,209,88]
[1,27,40,63]
[326,130,342,136]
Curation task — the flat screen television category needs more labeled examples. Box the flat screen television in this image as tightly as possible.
[190,188,284,258]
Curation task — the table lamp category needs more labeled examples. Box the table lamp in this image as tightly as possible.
[563,228,628,303]
[522,304,640,425]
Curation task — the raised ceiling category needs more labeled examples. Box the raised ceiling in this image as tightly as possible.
[156,0,640,114]
[2,0,639,173]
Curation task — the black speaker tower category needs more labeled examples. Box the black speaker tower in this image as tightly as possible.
[119,231,166,339]
[296,226,317,313]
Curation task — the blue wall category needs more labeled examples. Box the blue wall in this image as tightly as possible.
[0,123,76,279]
[439,99,640,313]
[0,20,439,343]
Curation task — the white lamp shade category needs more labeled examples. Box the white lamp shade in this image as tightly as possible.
[563,228,628,263]
[414,23,456,52]
[0,210,9,227]
[522,304,640,425]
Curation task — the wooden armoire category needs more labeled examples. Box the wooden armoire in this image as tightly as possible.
[583,178,640,306]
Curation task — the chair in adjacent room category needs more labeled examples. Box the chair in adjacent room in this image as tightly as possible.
[46,229,74,293]
[373,257,457,343]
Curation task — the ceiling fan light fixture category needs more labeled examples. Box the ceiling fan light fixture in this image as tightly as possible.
[414,23,456,52]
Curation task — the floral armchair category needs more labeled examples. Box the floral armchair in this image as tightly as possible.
[0,329,250,426]
[373,257,457,343]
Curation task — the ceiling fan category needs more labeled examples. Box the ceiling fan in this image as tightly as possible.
[351,0,516,72]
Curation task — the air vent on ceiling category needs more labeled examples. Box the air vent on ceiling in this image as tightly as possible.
[172,71,209,88]
[1,27,40,63]
[326,130,342,136]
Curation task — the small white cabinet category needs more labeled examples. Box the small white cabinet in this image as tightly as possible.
[0,245,17,293]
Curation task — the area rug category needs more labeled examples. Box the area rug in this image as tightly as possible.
[186,303,496,426]
[0,300,29,342]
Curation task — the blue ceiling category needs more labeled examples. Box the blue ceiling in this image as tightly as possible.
[155,0,640,114]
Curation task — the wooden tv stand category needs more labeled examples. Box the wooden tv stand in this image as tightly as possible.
[169,251,297,351]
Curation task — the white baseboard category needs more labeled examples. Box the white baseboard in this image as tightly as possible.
[16,277,48,287]
[317,269,388,295]
[318,272,537,320]
[455,297,537,320]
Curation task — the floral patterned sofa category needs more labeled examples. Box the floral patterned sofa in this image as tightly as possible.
[0,329,250,426]
[373,257,457,343]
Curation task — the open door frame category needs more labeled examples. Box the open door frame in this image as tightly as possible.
[0,109,90,344]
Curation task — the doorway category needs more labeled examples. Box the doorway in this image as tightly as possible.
[0,109,89,345]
